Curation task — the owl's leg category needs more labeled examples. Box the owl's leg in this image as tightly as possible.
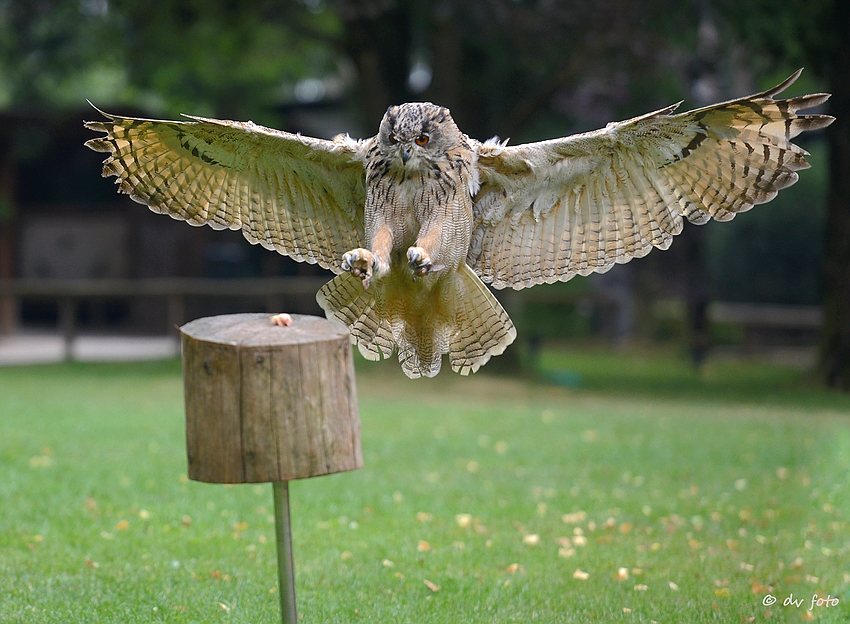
[407,227,445,276]
[342,248,377,288]
[407,247,445,276]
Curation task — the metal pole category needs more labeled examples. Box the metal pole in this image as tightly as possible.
[272,480,298,624]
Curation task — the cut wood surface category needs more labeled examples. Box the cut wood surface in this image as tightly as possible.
[181,313,362,484]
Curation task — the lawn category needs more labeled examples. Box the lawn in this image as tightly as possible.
[1,349,849,623]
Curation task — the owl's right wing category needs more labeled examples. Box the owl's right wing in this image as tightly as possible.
[469,70,834,290]
[85,109,371,273]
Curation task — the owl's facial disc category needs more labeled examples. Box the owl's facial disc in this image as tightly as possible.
[380,102,454,168]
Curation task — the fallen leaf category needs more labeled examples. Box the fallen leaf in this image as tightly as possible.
[424,579,441,592]
[417,540,431,552]
[416,512,433,523]
[455,514,472,528]
[340,551,352,560]
[573,569,590,580]
[522,534,540,546]
[562,511,587,524]
[581,430,598,443]
[668,581,679,591]
[506,563,520,574]
[114,520,129,531]
[217,602,230,612]
[616,567,629,581]
[558,547,576,558]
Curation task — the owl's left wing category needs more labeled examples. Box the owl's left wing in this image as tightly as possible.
[469,69,834,290]
[85,109,370,273]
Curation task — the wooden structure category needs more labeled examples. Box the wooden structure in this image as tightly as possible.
[180,313,362,622]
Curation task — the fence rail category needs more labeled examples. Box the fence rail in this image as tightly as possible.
[0,277,329,358]
[0,278,824,360]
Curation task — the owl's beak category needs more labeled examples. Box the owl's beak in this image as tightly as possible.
[401,147,411,164]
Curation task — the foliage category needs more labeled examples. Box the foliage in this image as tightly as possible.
[1,357,849,622]
[0,0,342,121]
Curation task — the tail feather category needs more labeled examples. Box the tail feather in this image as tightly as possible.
[316,272,394,361]
[450,265,516,375]
[317,265,516,378]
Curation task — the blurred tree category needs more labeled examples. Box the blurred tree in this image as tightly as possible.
[714,0,849,388]
[0,0,343,122]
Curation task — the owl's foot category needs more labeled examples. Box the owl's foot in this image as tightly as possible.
[342,248,378,289]
[407,247,445,277]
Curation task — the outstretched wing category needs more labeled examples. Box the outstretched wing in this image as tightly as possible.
[85,109,370,272]
[469,70,834,290]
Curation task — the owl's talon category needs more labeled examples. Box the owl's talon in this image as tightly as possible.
[407,247,444,276]
[342,248,376,289]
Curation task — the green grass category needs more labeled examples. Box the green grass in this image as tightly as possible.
[1,351,849,623]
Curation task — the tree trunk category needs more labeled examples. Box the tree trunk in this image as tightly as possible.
[820,0,850,390]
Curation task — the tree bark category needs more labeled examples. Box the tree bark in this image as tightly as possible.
[820,0,850,390]
[181,313,362,483]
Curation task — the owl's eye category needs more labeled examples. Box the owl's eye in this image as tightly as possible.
[415,134,430,146]
[388,133,399,145]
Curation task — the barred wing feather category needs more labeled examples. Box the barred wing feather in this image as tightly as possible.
[85,109,369,272]
[469,69,834,290]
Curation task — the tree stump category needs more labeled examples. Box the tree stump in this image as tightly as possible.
[180,312,362,484]
[180,313,363,623]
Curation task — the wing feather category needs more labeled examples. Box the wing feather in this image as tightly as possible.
[85,109,368,272]
[470,70,834,290]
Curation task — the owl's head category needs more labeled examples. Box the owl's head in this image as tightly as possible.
[379,102,460,167]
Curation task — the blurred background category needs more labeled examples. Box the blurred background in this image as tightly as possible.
[0,0,846,388]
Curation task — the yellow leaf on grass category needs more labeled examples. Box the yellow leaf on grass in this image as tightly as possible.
[562,511,587,524]
[424,579,441,592]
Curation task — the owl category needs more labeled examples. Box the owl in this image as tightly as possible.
[85,69,833,378]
